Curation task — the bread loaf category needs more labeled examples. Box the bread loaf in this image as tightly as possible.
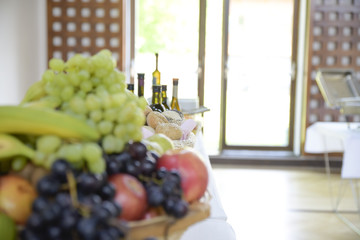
[155,123,183,140]
[162,110,184,126]
[144,105,152,116]
[146,111,169,129]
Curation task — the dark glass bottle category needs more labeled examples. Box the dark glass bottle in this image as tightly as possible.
[161,85,170,110]
[150,85,165,112]
[170,78,181,111]
[127,83,134,93]
[137,73,145,97]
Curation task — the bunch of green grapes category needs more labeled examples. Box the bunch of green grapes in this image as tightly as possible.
[29,135,104,173]
[24,50,147,173]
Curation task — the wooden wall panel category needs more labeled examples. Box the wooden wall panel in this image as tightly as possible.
[306,0,360,127]
[47,0,123,69]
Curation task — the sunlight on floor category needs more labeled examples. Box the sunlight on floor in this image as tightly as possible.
[212,165,360,240]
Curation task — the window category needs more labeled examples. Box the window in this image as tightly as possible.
[133,0,201,103]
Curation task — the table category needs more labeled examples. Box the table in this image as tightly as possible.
[180,132,237,240]
[304,121,360,179]
[305,122,360,235]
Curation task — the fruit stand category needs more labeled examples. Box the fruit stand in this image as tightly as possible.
[0,51,235,240]
[125,200,210,240]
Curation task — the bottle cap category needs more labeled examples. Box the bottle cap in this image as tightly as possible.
[161,85,167,90]
[137,73,145,79]
[127,83,134,90]
[152,85,161,92]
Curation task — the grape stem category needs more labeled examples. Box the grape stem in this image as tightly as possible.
[138,174,162,185]
[66,171,79,208]
[66,170,92,218]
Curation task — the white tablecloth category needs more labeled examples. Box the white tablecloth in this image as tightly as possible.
[181,132,237,240]
[304,122,360,179]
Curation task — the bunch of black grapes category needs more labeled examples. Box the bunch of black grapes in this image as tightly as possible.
[21,159,124,240]
[104,141,189,219]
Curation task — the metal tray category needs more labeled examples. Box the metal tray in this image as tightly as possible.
[315,69,360,114]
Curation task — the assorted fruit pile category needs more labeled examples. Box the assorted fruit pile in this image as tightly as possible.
[0,50,209,240]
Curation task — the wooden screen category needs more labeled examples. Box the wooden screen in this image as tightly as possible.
[306,0,360,129]
[47,0,123,69]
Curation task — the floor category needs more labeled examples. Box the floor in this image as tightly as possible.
[212,165,360,240]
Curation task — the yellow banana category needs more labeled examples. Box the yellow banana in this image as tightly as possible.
[20,81,46,104]
[0,133,35,160]
[20,96,61,109]
[0,106,100,141]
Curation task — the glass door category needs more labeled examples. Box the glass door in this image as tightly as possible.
[222,0,298,150]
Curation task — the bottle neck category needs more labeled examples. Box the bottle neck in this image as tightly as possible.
[155,54,158,70]
[138,86,144,97]
[138,78,144,97]
[153,54,160,86]
[170,82,180,111]
[172,84,178,99]
[162,90,167,99]
[152,91,161,104]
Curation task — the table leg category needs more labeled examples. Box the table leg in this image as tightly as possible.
[350,180,360,216]
[324,151,336,210]
[335,180,347,211]
[325,153,360,235]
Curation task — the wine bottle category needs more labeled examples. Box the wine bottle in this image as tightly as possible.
[150,85,165,112]
[152,53,160,86]
[127,83,134,93]
[137,73,145,97]
[170,78,181,111]
[161,85,170,110]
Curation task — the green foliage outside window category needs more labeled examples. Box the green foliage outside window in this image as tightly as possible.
[137,0,198,54]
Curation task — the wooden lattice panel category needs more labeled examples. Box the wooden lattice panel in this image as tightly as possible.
[47,0,123,69]
[306,0,360,128]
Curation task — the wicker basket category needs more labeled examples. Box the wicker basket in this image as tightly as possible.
[122,201,210,240]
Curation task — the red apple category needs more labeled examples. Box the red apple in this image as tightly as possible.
[0,175,37,225]
[157,148,209,203]
[109,173,148,221]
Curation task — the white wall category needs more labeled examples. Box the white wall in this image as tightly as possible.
[0,0,47,105]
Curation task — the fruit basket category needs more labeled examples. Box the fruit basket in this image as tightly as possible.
[4,162,210,240]
[0,50,211,240]
[124,200,210,240]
